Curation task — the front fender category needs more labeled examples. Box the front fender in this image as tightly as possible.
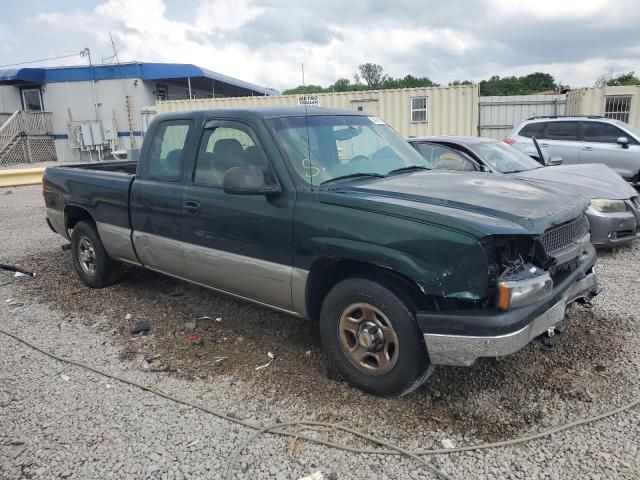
[294,197,491,302]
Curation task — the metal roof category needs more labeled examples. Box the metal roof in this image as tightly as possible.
[0,62,277,96]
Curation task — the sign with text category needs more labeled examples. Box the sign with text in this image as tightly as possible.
[297,94,320,107]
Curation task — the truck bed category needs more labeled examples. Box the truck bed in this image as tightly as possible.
[43,161,138,238]
[50,160,138,174]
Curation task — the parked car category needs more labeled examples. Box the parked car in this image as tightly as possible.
[504,115,640,183]
[409,136,640,248]
[43,107,599,396]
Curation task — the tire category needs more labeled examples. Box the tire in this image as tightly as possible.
[319,277,433,397]
[71,221,124,288]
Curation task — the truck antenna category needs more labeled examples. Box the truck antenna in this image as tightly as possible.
[301,63,314,190]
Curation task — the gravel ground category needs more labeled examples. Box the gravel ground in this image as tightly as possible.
[1,185,639,480]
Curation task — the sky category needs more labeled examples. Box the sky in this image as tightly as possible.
[1,0,639,92]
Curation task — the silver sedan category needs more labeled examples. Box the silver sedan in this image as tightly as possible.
[409,136,640,248]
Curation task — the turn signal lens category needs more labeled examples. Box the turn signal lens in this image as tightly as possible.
[496,273,553,311]
[497,283,511,310]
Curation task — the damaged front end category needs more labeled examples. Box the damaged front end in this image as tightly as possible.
[417,214,600,367]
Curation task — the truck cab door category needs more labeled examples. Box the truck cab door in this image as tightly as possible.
[130,119,194,277]
[181,120,295,310]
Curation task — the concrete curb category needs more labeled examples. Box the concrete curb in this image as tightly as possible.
[0,167,45,188]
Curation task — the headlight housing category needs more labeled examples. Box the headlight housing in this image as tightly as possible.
[590,198,626,213]
[497,272,553,310]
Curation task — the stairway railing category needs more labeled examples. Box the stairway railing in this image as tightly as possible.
[0,110,21,156]
[0,111,54,156]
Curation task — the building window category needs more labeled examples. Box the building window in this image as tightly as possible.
[156,85,169,101]
[21,88,43,111]
[411,97,427,123]
[604,95,631,123]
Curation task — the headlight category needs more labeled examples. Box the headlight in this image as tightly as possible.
[590,198,626,213]
[497,273,553,310]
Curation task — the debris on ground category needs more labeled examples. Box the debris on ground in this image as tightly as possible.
[255,351,275,370]
[125,313,132,320]
[186,334,202,345]
[0,264,35,277]
[59,374,70,382]
[130,319,150,335]
[298,472,324,480]
[182,321,197,332]
[441,438,456,449]
[214,356,227,365]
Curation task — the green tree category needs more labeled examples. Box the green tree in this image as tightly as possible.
[479,73,557,96]
[357,63,385,88]
[449,80,473,86]
[281,84,325,95]
[328,78,353,92]
[605,72,640,86]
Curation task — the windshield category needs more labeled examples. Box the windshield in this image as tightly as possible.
[268,115,430,185]
[471,141,543,173]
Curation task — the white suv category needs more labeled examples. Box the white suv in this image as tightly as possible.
[505,116,640,183]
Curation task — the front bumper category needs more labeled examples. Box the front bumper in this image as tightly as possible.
[419,245,599,366]
[587,204,640,247]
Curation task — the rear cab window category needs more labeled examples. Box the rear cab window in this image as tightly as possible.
[145,120,192,181]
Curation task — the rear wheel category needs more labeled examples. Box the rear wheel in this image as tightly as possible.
[71,221,124,288]
[319,277,433,397]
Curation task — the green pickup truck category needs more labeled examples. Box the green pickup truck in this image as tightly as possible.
[43,107,599,396]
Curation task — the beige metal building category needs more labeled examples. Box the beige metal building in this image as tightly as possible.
[156,85,479,138]
[566,85,640,128]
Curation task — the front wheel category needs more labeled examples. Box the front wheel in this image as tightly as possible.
[319,278,433,397]
[71,221,123,288]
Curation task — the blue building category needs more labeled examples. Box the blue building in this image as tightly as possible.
[0,62,276,164]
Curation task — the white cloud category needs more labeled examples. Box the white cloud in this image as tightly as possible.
[22,0,640,90]
[195,0,266,32]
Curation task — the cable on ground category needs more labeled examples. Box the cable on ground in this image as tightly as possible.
[1,327,639,480]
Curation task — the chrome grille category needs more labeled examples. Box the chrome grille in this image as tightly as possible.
[541,215,589,255]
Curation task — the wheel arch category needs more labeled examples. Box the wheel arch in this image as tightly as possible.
[304,257,433,322]
[64,205,96,237]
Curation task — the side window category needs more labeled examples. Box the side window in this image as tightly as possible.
[543,121,578,141]
[146,121,191,181]
[518,122,545,138]
[583,122,635,144]
[194,125,266,187]
[415,143,475,171]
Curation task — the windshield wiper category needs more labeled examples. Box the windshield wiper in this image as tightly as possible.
[387,165,430,175]
[321,172,386,185]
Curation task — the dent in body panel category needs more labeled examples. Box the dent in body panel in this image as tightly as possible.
[183,242,294,309]
[133,231,186,275]
[96,222,141,265]
[46,207,66,237]
[291,267,309,318]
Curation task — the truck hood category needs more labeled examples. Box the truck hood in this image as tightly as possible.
[319,171,589,237]
[508,164,637,200]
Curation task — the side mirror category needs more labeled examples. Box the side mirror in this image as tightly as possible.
[222,166,280,196]
[617,136,630,149]
[547,156,563,166]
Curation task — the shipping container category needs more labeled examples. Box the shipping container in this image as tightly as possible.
[156,85,480,138]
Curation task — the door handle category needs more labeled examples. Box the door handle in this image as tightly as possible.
[182,200,201,215]
[539,143,550,147]
[581,147,594,151]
